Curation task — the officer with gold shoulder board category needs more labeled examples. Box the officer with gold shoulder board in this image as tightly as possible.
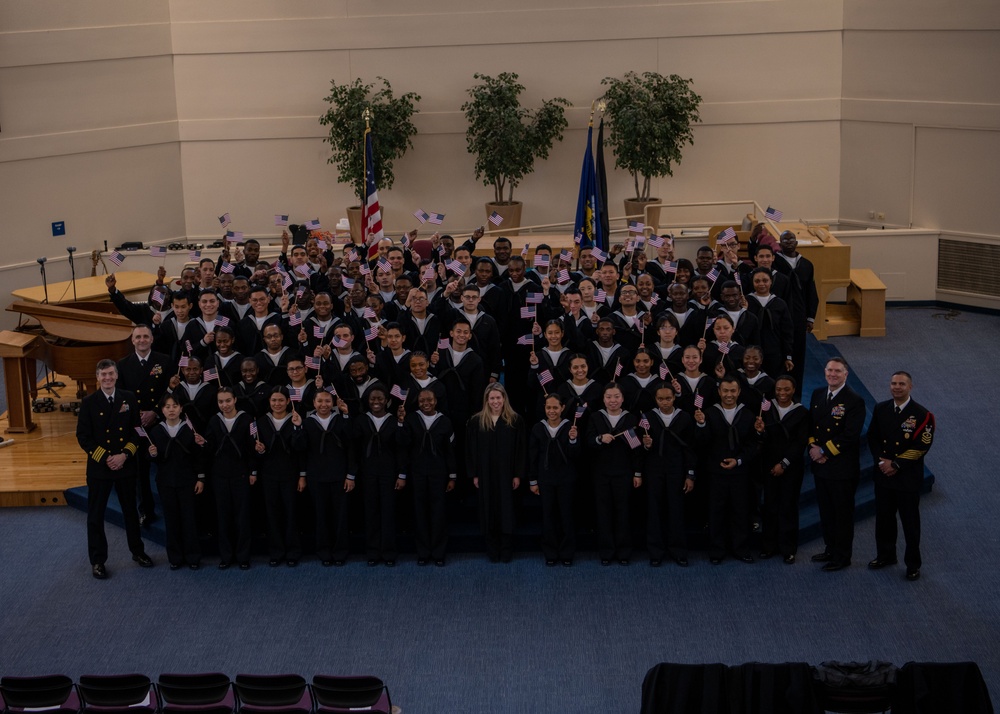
[76,359,153,579]
[866,371,935,581]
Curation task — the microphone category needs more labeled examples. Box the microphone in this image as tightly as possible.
[37,257,49,304]
[67,246,77,254]
[67,248,78,300]
[36,257,47,265]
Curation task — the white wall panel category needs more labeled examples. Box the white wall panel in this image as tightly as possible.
[839,121,913,227]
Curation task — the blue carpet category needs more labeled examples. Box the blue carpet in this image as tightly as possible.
[0,306,994,713]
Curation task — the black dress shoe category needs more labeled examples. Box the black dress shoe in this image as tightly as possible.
[783,554,796,565]
[268,560,280,567]
[868,557,898,570]
[189,563,200,571]
[738,555,754,564]
[138,514,149,527]
[906,569,920,581]
[333,560,345,567]
[434,560,445,567]
[710,557,723,565]
[169,563,181,571]
[132,553,153,568]
[91,563,108,579]
[546,559,557,567]
[562,560,572,567]
[367,559,379,567]
[218,562,230,570]
[417,559,428,566]
[649,560,662,567]
[676,556,689,567]
[759,551,775,560]
[822,561,848,572]
[385,560,395,567]
[619,559,630,566]
[287,560,298,567]
[321,560,333,567]
[600,559,611,566]
[239,562,250,570]
[811,552,832,562]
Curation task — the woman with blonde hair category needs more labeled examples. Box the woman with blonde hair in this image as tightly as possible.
[466,383,525,562]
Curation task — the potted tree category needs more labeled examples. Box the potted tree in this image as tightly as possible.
[320,77,420,242]
[600,71,702,230]
[462,72,569,234]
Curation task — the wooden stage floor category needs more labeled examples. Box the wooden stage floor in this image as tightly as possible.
[0,376,87,508]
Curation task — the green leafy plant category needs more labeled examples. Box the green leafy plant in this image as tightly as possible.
[600,71,702,202]
[320,77,420,206]
[462,72,570,204]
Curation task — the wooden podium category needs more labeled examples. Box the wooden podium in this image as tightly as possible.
[0,330,46,433]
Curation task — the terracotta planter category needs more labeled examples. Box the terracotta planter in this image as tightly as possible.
[623,198,662,233]
[485,201,523,237]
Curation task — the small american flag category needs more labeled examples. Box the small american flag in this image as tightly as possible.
[761,398,771,412]
[595,288,607,303]
[573,231,583,245]
[639,416,651,432]
[694,394,704,409]
[557,269,570,284]
[520,306,536,320]
[488,211,503,226]
[358,262,371,276]
[648,235,665,249]
[150,287,166,307]
[525,292,543,305]
[705,317,716,332]
[520,243,530,257]
[345,247,360,263]
[421,265,436,282]
[721,227,737,243]
[628,220,645,234]
[107,251,126,267]
[438,338,451,350]
[559,249,573,263]
[313,325,325,339]
[185,340,194,354]
[135,426,148,438]
[706,268,720,283]
[317,240,327,251]
[537,370,554,386]
[401,233,411,249]
[428,212,445,225]
[446,259,465,276]
[591,247,608,263]
[150,245,167,257]
[614,360,623,379]
[275,214,289,227]
[224,230,235,240]
[659,363,669,380]
[282,274,293,290]
[220,262,235,274]
[718,341,730,355]
[363,306,377,320]
[305,219,321,231]
[331,336,347,349]
[294,264,312,277]
[365,324,380,342]
[533,254,550,268]
[202,367,218,382]
[342,277,356,289]
[289,387,303,402]
[324,385,337,396]
[735,271,742,287]
[624,428,642,449]
[665,261,678,274]
[764,206,783,222]
[435,245,446,256]
[249,421,258,438]
[390,384,408,401]
[517,334,534,346]
[189,250,201,261]
[219,212,231,228]
[650,293,660,305]
[215,315,230,327]
[413,209,429,224]
[288,312,302,326]
[296,287,305,299]
[376,258,392,274]
[574,403,587,420]
[305,356,321,370]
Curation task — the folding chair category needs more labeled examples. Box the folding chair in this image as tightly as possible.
[0,674,80,714]
[78,674,157,714]
[232,675,311,714]
[311,675,391,714]
[157,673,234,714]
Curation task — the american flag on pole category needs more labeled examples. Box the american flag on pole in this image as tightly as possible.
[438,338,450,350]
[364,128,385,247]
[517,334,534,346]
[428,212,445,225]
[249,421,258,439]
[537,370,554,386]
[639,416,651,432]
[718,341,730,355]
[413,209,429,224]
[342,277,356,289]
[706,268,720,283]
[574,403,588,420]
[282,274,293,290]
[305,356,321,371]
[219,213,231,228]
[704,317,716,333]
[324,385,337,396]
[135,426,148,439]
[628,220,645,234]
[185,340,194,354]
[659,363,669,380]
[305,219,322,231]
[525,292,543,305]
[421,265,435,282]
[624,428,642,449]
[376,258,391,274]
[150,245,167,257]
[189,250,202,261]
[735,271,742,287]
[220,262,235,274]
[559,249,573,263]
[488,211,503,226]
[275,214,289,227]
[202,367,219,382]
[288,312,302,326]
[648,235,665,249]
[764,206,783,222]
[294,263,312,277]
[520,306,536,320]
[557,269,570,284]
[446,259,465,276]
[150,287,166,307]
[358,262,371,276]
[520,243,530,257]
[533,254,550,268]
[390,384,408,401]
[761,398,772,412]
[595,288,607,303]
[231,231,244,242]
[365,324,380,342]
[215,315,230,327]
[317,239,328,251]
[719,227,737,243]
[345,247,360,263]
[289,387,303,402]
[401,233,411,249]
[574,231,584,245]
[107,251,126,267]
[694,394,704,409]
[178,355,190,368]
[650,292,659,306]
[614,360,623,379]
[591,247,608,263]
[665,261,678,274]
[331,335,347,349]
[225,230,235,240]
[313,325,325,339]
[363,306,377,320]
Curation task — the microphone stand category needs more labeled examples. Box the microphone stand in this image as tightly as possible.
[37,257,49,304]
[67,246,77,300]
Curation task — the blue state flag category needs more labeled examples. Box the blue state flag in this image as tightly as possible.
[573,124,605,251]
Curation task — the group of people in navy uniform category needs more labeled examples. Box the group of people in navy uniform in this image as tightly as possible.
[77,224,932,580]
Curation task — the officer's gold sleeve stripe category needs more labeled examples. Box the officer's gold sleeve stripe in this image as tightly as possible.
[123,442,138,456]
[824,441,840,456]
[91,446,106,461]
[897,450,925,460]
